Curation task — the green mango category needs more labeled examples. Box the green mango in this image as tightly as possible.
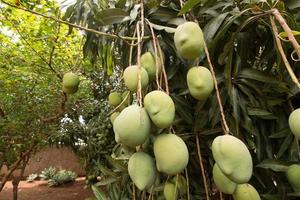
[212,135,253,183]
[144,90,175,128]
[213,164,237,194]
[154,134,189,175]
[113,105,151,147]
[289,108,300,140]
[62,72,80,94]
[174,22,204,60]
[164,181,178,200]
[186,66,214,100]
[108,92,122,107]
[110,112,120,124]
[123,65,149,92]
[62,85,78,94]
[286,164,300,192]
[141,52,162,81]
[128,152,156,190]
[232,184,260,200]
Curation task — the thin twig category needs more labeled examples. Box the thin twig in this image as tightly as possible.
[185,168,191,200]
[156,38,170,95]
[179,0,187,20]
[137,22,143,106]
[1,0,150,42]
[196,135,210,200]
[145,19,162,89]
[48,13,62,80]
[107,92,130,116]
[272,9,300,59]
[204,43,230,134]
[270,16,300,90]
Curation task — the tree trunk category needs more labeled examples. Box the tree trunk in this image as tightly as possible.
[11,156,30,200]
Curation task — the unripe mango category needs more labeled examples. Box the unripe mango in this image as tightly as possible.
[141,52,162,81]
[62,72,80,94]
[213,164,237,194]
[128,152,156,190]
[232,184,260,200]
[63,86,78,94]
[110,112,120,124]
[286,164,300,192]
[164,182,178,200]
[123,65,149,92]
[187,67,214,100]
[144,90,175,128]
[212,135,253,183]
[154,134,189,175]
[108,92,122,107]
[174,22,204,60]
[289,108,300,140]
[113,105,151,147]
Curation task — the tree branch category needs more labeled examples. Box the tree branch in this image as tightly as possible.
[0,143,36,192]
[0,0,150,42]
[272,9,300,60]
[39,92,67,123]
[270,16,300,90]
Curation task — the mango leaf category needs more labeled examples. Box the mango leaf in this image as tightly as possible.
[247,108,272,116]
[256,159,289,172]
[91,185,107,200]
[269,128,290,139]
[149,22,176,33]
[277,133,294,158]
[203,12,229,44]
[148,8,177,22]
[95,8,130,25]
[178,0,201,16]
[95,177,119,186]
[238,68,280,84]
[286,0,300,10]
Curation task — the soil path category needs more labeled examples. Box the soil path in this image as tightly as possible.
[0,178,93,200]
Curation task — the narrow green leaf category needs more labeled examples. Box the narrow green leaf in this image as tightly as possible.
[178,0,201,16]
[269,128,290,139]
[91,185,107,200]
[277,133,294,158]
[238,68,278,84]
[256,159,289,172]
[95,8,130,25]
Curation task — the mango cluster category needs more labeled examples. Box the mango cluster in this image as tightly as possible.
[212,135,260,200]
[106,21,218,198]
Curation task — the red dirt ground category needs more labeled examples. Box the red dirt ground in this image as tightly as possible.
[0,178,93,200]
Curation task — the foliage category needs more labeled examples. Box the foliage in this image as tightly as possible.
[40,166,57,180]
[48,169,77,187]
[0,0,85,194]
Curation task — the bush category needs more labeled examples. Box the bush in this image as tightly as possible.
[39,166,56,180]
[48,170,77,187]
[26,173,39,182]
